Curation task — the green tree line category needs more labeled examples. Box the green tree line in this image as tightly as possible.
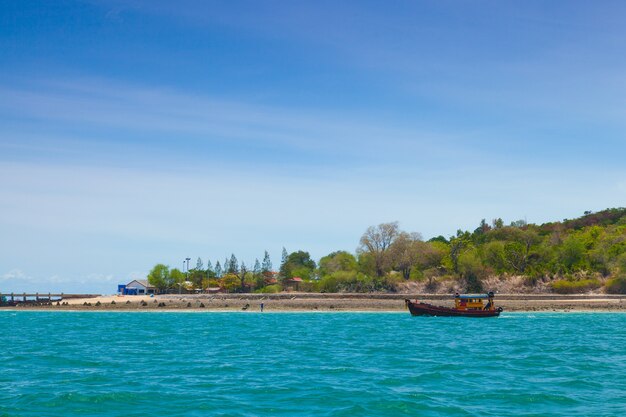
[147,208,626,294]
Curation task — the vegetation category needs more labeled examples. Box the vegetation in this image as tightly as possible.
[147,208,626,294]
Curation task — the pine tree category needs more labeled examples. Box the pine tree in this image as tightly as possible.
[262,250,272,273]
[238,261,248,291]
[281,247,288,266]
[215,261,223,278]
[253,259,261,276]
[206,260,214,279]
[196,257,203,271]
[228,254,238,273]
[280,247,289,281]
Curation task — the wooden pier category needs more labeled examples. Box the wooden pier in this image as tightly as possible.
[0,293,99,305]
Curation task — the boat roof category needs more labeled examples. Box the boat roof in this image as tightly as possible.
[455,293,493,299]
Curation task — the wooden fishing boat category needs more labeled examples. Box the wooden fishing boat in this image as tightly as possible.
[405,292,503,317]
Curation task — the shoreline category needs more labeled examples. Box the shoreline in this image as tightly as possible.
[6,308,626,314]
[3,293,625,313]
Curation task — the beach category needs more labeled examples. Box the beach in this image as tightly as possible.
[7,293,626,312]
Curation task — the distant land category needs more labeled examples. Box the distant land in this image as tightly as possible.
[142,208,626,296]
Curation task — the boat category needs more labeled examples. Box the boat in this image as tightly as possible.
[405,292,503,317]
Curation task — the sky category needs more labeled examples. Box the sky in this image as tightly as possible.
[1,0,625,294]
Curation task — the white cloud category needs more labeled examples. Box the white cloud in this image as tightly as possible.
[0,78,458,164]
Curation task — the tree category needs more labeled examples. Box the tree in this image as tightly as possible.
[483,241,507,273]
[188,268,205,289]
[279,247,289,280]
[253,259,261,278]
[206,260,216,279]
[227,254,238,274]
[503,229,540,273]
[510,219,528,228]
[262,251,272,275]
[237,262,248,291]
[318,251,358,278]
[449,230,471,274]
[415,241,447,271]
[170,268,185,293]
[280,250,316,281]
[214,261,223,278]
[147,264,171,292]
[492,218,504,229]
[428,235,449,244]
[388,232,423,279]
[195,257,203,271]
[458,249,485,292]
[220,273,240,292]
[558,234,587,272]
[281,247,288,265]
[358,222,400,277]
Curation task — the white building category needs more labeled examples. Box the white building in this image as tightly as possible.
[125,279,156,295]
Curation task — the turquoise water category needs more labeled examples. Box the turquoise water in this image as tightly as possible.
[1,312,625,416]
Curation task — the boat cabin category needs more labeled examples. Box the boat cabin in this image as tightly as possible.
[454,292,496,311]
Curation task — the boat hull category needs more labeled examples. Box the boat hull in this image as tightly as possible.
[405,300,501,317]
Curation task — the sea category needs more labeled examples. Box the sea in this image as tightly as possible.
[1,311,625,416]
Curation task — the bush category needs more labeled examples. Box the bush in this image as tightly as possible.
[605,276,626,294]
[382,273,403,292]
[297,281,319,292]
[318,275,338,293]
[464,271,483,293]
[551,278,601,294]
[255,284,282,293]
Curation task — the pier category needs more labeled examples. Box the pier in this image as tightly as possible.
[0,293,99,306]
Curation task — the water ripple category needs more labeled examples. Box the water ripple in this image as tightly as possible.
[1,312,625,416]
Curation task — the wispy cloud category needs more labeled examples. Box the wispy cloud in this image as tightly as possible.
[0,269,119,293]
[0,77,475,169]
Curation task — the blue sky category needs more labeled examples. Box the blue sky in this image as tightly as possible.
[1,0,625,293]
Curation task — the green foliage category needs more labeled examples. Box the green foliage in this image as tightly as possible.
[551,278,601,294]
[220,273,240,292]
[214,261,223,278]
[187,268,205,289]
[262,251,272,275]
[605,276,626,294]
[147,264,172,292]
[279,250,316,281]
[482,241,506,273]
[383,273,404,291]
[255,284,282,293]
[458,249,483,276]
[358,222,400,277]
[357,252,376,278]
[558,235,588,272]
[145,208,626,294]
[457,249,485,292]
[428,235,449,244]
[464,272,483,293]
[170,268,184,286]
[318,251,358,277]
[416,241,447,270]
[227,254,238,273]
[318,270,381,293]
